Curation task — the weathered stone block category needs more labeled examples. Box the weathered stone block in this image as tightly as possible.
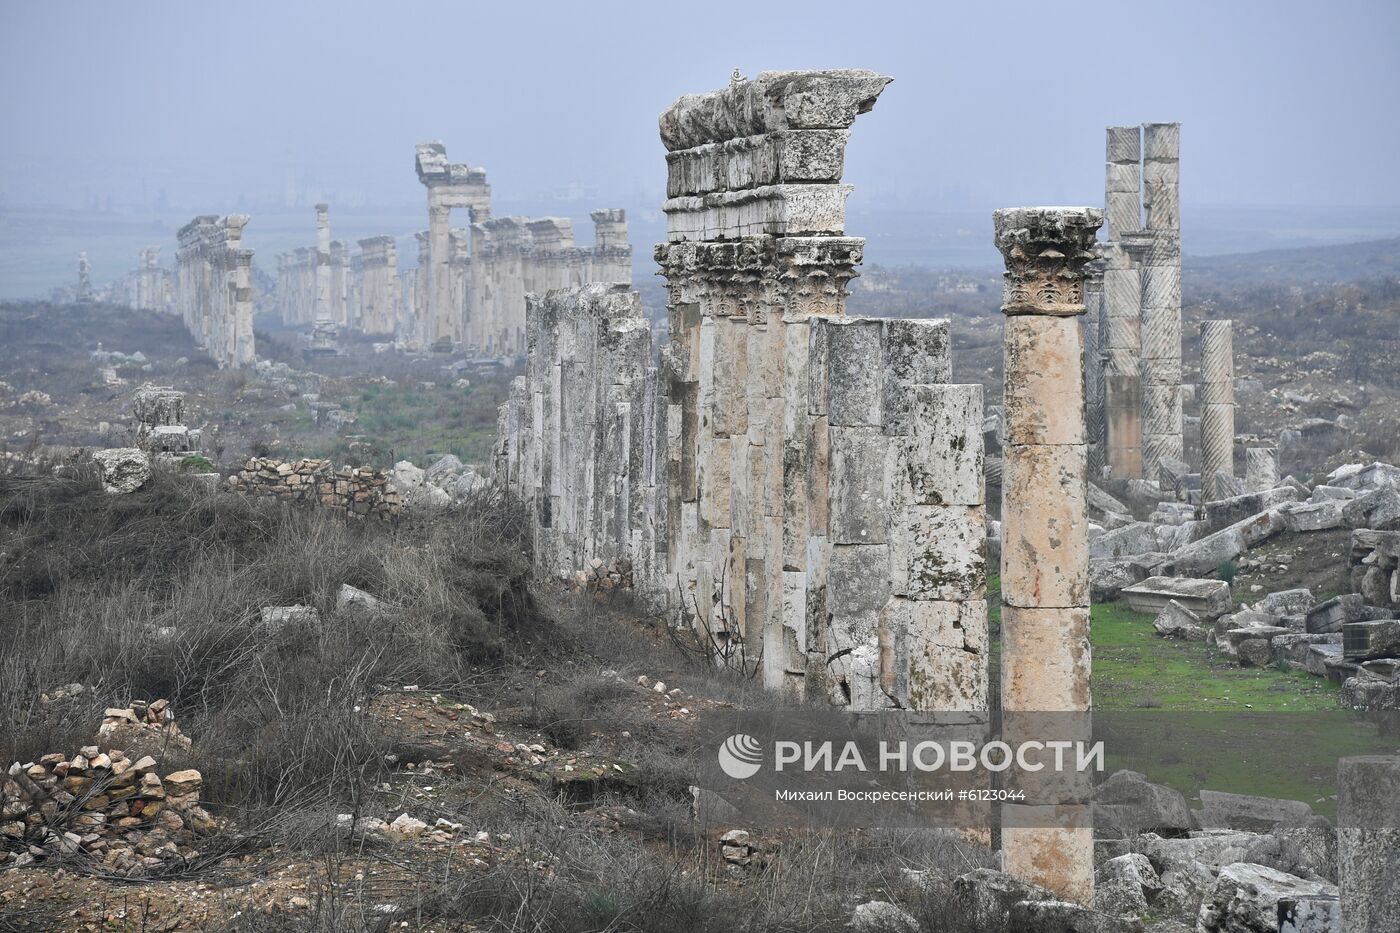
[1002,444,1088,609]
[896,384,984,507]
[1003,315,1085,446]
[828,426,890,545]
[1121,576,1231,620]
[890,505,986,602]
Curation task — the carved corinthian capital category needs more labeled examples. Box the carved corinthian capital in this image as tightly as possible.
[992,207,1104,317]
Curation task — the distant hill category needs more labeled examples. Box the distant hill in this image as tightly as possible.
[1186,237,1400,288]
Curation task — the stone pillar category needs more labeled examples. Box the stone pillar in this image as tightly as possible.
[310,204,337,354]
[77,252,93,303]
[993,206,1101,905]
[589,209,633,284]
[1199,320,1235,501]
[1083,250,1106,480]
[427,203,452,347]
[1338,755,1400,932]
[329,240,349,326]
[1245,446,1278,492]
[1102,126,1143,479]
[1140,123,1183,481]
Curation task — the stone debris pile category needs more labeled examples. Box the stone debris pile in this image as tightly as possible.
[97,699,193,757]
[226,457,400,520]
[2,742,215,876]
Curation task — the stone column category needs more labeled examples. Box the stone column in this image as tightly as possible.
[1140,123,1183,480]
[77,252,93,303]
[427,203,452,348]
[1199,320,1235,501]
[1338,755,1400,932]
[1102,126,1144,479]
[1083,251,1106,480]
[993,206,1101,905]
[1245,446,1278,492]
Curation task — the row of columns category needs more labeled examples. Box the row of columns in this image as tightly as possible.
[174,214,255,368]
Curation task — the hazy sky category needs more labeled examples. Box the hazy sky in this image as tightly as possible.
[2,0,1398,215]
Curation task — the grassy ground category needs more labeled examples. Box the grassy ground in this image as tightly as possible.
[989,576,1397,816]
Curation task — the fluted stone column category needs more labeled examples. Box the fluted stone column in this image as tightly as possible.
[1141,123,1183,480]
[1245,447,1278,493]
[1199,320,1235,501]
[1102,126,1144,479]
[994,206,1101,905]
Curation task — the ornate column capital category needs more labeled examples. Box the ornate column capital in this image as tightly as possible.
[992,207,1103,317]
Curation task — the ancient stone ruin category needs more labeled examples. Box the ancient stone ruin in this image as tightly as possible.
[496,70,989,714]
[175,214,255,368]
[225,457,401,520]
[1091,124,1182,484]
[994,205,1103,904]
[355,235,398,336]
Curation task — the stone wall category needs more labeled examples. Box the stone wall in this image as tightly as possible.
[495,284,664,590]
[174,214,255,369]
[494,70,989,714]
[226,457,400,520]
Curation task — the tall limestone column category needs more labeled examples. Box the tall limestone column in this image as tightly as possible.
[994,206,1101,905]
[1199,320,1235,501]
[1102,126,1143,478]
[1140,123,1183,480]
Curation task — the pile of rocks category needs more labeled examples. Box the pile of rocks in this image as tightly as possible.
[1,750,215,876]
[226,457,400,520]
[389,455,487,510]
[1089,462,1400,602]
[97,699,192,756]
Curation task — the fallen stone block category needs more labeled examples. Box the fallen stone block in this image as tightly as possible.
[1343,486,1400,531]
[1196,863,1337,933]
[1122,576,1232,621]
[1090,523,1161,560]
[256,605,320,635]
[1304,643,1344,677]
[1305,594,1379,634]
[1213,609,1276,637]
[1088,483,1131,517]
[1154,600,1209,641]
[951,867,1053,933]
[1340,676,1399,711]
[1308,485,1355,502]
[1343,619,1400,661]
[1358,658,1400,682]
[1093,853,1160,920]
[1134,831,1262,872]
[1273,633,1340,671]
[1199,487,1298,534]
[1284,500,1346,533]
[1093,769,1192,836]
[1091,558,1150,602]
[1277,894,1341,933]
[1196,791,1314,833]
[336,584,383,614]
[1329,461,1400,492]
[1324,659,1361,686]
[1220,626,1289,664]
[91,448,151,495]
[1007,899,1143,932]
[1259,588,1314,618]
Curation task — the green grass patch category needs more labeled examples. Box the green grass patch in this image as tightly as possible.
[987,576,1396,813]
